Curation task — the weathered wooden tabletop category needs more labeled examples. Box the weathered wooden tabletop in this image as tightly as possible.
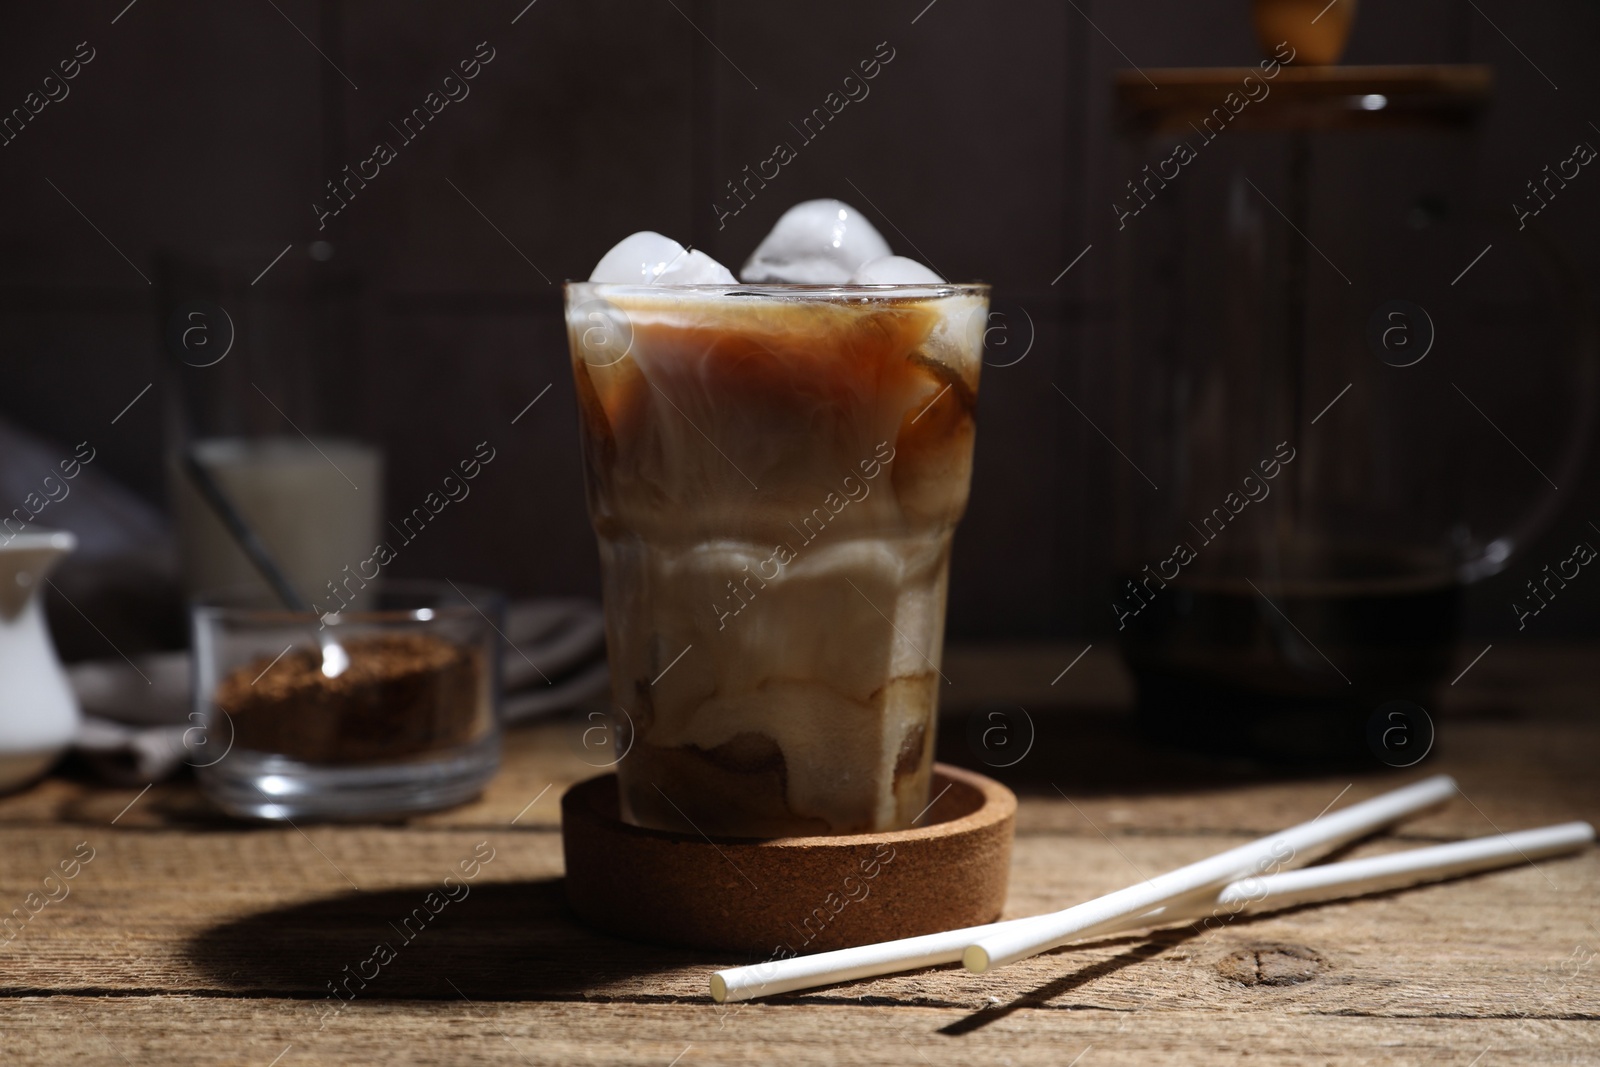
[2,642,1596,1065]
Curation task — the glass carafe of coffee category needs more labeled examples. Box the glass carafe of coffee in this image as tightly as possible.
[1110,66,1596,763]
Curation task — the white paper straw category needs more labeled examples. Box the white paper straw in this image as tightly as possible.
[1170,820,1594,921]
[711,773,1457,1001]
[962,774,1460,973]
[711,913,1033,1004]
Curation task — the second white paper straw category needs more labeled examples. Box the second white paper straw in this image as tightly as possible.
[1175,819,1594,920]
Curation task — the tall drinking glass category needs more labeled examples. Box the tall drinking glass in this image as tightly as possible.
[565,282,987,836]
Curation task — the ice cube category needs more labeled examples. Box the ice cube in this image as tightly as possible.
[590,231,681,283]
[740,199,891,283]
[849,255,943,284]
[590,231,736,285]
[661,248,738,285]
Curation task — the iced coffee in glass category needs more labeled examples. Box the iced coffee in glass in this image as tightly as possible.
[565,205,986,837]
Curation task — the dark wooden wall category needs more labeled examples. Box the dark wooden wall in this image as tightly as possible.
[2,0,1597,640]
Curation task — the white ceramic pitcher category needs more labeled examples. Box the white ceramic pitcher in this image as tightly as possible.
[0,530,81,792]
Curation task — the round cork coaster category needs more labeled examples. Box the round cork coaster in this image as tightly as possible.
[561,763,1016,954]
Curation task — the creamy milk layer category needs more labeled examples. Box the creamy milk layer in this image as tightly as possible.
[567,285,985,835]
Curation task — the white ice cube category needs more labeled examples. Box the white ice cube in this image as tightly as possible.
[590,231,736,285]
[740,199,891,283]
[589,231,681,283]
[661,248,737,285]
[849,255,943,284]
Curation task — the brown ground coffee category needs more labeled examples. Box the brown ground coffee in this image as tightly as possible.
[216,632,486,764]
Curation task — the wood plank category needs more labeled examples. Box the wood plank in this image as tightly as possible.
[1,820,1592,1017]
[1,997,1594,1066]
[1,638,1594,1066]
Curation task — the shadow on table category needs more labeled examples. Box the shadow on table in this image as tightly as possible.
[185,878,712,1001]
[937,928,1200,1036]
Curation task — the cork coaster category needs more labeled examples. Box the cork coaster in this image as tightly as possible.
[561,763,1016,954]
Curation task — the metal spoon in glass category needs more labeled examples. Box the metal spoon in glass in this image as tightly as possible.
[181,450,349,678]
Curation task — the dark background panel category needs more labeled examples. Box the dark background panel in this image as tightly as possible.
[1,0,1596,644]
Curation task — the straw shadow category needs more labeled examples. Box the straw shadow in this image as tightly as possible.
[936,928,1199,1036]
[185,879,710,1001]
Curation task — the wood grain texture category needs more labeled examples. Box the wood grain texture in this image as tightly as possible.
[1,642,1596,1065]
[1,1000,1595,1066]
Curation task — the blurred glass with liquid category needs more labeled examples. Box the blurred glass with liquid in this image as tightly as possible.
[158,246,383,612]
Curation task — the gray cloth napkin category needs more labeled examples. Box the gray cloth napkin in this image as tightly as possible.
[68,598,609,784]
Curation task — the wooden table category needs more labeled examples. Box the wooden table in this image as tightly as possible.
[3,642,1596,1065]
